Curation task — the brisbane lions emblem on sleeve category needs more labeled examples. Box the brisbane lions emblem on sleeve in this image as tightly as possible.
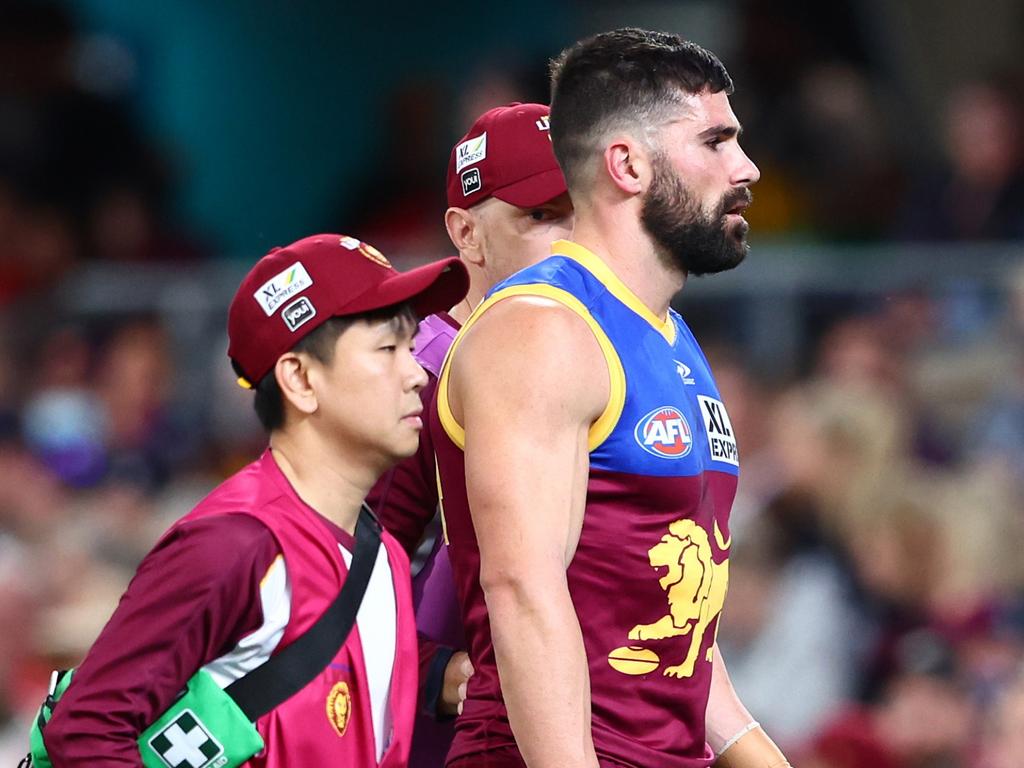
[326,681,352,738]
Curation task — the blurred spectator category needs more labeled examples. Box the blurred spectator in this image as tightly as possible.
[85,179,207,264]
[0,181,78,306]
[94,318,193,491]
[0,443,69,543]
[927,469,1024,629]
[799,630,978,768]
[17,317,193,493]
[836,461,1024,709]
[898,77,1024,241]
[785,63,906,240]
[0,0,206,308]
[21,326,105,487]
[812,299,983,470]
[906,261,1023,477]
[972,261,1024,480]
[737,1,908,242]
[815,314,906,396]
[772,379,911,544]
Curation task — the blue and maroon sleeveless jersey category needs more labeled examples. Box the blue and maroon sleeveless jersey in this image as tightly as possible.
[432,240,738,768]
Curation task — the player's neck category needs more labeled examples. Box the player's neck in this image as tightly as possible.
[571,208,686,320]
[269,429,376,534]
[449,292,478,324]
[449,259,486,324]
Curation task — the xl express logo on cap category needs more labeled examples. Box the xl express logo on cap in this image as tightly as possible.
[254,262,313,316]
[455,133,487,172]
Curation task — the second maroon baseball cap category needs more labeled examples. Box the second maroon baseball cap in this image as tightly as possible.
[446,102,567,209]
[228,234,469,388]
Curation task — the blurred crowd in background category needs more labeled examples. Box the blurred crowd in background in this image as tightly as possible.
[1,1,1023,766]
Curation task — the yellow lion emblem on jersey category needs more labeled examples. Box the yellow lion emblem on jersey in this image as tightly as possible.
[326,681,352,737]
[627,519,729,678]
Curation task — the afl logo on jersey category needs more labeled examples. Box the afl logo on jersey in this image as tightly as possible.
[634,406,693,459]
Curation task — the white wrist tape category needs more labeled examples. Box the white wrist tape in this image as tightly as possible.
[716,720,760,758]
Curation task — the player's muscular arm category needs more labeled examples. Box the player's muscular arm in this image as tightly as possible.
[451,297,608,768]
[707,643,791,767]
[706,644,755,754]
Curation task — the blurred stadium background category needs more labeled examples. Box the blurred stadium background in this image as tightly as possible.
[2,1,1023,765]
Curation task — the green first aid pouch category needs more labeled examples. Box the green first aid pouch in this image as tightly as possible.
[29,668,263,768]
[139,670,263,768]
[23,506,381,768]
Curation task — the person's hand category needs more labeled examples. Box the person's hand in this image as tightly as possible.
[439,651,474,717]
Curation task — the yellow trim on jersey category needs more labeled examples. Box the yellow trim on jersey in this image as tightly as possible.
[434,452,449,545]
[259,554,284,588]
[437,345,466,451]
[436,284,626,453]
[552,239,677,346]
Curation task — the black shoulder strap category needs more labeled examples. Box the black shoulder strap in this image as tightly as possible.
[225,504,382,720]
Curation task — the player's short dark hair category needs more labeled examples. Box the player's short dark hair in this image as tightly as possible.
[549,28,734,188]
[250,303,416,432]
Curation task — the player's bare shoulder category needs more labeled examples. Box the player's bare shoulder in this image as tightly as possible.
[448,294,608,428]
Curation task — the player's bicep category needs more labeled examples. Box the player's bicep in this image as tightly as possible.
[453,298,606,577]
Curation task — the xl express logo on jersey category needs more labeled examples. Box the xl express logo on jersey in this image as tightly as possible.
[634,406,693,459]
[698,396,739,466]
[254,261,313,317]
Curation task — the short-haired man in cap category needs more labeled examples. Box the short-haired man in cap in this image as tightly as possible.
[367,102,572,766]
[433,29,791,768]
[43,234,468,767]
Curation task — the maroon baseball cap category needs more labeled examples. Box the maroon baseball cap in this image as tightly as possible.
[446,102,567,209]
[228,234,469,387]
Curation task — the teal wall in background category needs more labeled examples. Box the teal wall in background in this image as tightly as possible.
[60,1,576,256]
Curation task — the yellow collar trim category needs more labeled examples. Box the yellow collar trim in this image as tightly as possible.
[551,240,676,345]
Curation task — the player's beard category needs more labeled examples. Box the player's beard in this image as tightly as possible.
[640,153,752,276]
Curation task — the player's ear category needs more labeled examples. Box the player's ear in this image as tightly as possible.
[604,135,647,197]
[275,352,318,419]
[445,206,485,268]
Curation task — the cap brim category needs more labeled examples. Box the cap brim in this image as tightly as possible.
[347,257,470,319]
[491,168,568,208]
